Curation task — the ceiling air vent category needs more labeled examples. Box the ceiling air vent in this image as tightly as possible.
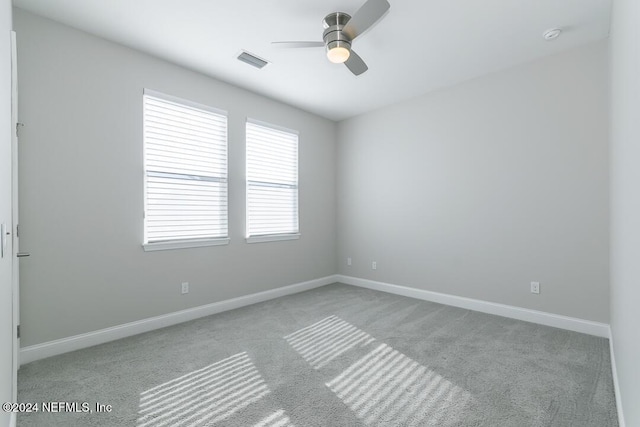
[237,51,269,69]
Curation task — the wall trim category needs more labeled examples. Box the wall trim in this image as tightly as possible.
[9,412,16,427]
[336,275,610,337]
[608,327,626,427]
[20,274,613,365]
[20,275,339,365]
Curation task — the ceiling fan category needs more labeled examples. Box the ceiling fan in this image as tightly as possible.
[272,0,391,76]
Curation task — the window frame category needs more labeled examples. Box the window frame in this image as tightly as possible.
[245,118,300,244]
[142,89,230,252]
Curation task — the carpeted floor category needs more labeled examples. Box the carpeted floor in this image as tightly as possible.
[17,283,618,426]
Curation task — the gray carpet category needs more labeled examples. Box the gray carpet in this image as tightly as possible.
[17,283,618,426]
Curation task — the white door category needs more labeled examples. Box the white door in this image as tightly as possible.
[11,29,21,400]
[1,23,16,426]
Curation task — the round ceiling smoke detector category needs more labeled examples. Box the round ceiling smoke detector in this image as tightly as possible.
[543,28,562,41]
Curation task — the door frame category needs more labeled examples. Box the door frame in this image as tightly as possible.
[11,29,19,400]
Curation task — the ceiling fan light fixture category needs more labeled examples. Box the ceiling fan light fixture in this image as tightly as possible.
[272,0,391,75]
[327,45,351,63]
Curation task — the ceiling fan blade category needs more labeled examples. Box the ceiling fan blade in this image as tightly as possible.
[342,0,390,40]
[271,41,325,48]
[344,50,368,76]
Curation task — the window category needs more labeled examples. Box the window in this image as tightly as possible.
[143,89,228,251]
[246,119,299,243]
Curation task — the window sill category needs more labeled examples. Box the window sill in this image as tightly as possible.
[143,238,230,252]
[245,234,300,244]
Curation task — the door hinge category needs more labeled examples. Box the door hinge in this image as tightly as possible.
[16,224,19,238]
[16,325,20,339]
[16,122,24,138]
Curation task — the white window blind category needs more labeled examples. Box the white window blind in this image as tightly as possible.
[143,89,228,247]
[246,119,299,240]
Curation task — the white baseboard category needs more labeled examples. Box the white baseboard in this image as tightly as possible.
[19,274,611,362]
[20,275,339,365]
[608,327,626,427]
[336,275,610,337]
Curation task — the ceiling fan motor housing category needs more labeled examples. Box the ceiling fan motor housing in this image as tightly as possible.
[323,12,352,52]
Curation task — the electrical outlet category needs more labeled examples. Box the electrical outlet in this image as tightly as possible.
[347,257,352,266]
[530,281,540,294]
[181,282,189,294]
[372,261,377,270]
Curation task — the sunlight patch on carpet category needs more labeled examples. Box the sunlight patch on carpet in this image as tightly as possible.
[284,315,375,369]
[136,352,270,427]
[252,409,295,427]
[326,343,472,426]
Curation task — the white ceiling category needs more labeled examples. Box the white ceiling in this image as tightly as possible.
[13,0,611,121]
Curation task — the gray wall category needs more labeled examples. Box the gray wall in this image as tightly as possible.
[610,0,640,424]
[337,42,610,323]
[15,9,337,347]
[15,3,616,366]
[1,0,13,423]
